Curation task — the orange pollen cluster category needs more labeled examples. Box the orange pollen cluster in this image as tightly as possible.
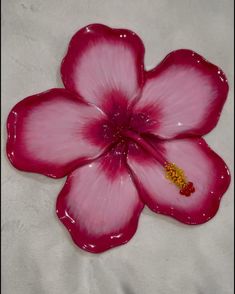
[164,162,195,197]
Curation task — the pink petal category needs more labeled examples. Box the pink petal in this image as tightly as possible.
[56,144,144,253]
[127,138,230,224]
[133,49,228,138]
[7,89,106,178]
[61,24,145,111]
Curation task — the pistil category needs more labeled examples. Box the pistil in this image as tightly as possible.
[124,130,195,196]
[164,162,195,196]
[123,130,166,165]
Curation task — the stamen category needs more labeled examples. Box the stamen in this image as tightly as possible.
[164,162,195,197]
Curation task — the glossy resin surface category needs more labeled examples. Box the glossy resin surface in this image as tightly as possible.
[7,24,230,253]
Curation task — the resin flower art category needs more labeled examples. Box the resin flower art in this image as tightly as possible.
[7,24,230,253]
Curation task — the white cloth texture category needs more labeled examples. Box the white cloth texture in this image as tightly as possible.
[1,0,234,293]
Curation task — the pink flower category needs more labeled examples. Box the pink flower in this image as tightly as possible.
[7,24,230,253]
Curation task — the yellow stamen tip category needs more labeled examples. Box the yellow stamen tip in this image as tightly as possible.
[164,162,195,197]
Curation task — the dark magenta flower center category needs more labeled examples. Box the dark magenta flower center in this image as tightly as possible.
[84,93,195,196]
[86,94,159,148]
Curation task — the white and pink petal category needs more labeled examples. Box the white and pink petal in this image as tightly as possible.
[7,89,107,178]
[61,23,145,112]
[127,138,230,224]
[56,144,144,253]
[133,49,228,138]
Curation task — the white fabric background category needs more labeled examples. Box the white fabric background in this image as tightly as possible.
[1,0,234,293]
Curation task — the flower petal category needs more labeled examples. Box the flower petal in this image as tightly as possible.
[7,89,106,178]
[133,49,228,138]
[61,23,145,111]
[127,138,230,224]
[56,144,144,253]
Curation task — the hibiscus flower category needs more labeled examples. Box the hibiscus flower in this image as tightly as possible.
[7,24,230,253]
